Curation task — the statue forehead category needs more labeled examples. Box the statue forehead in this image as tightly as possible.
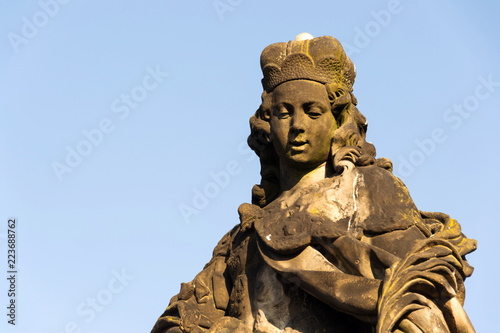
[272,80,329,102]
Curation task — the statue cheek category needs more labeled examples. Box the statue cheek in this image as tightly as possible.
[270,123,289,144]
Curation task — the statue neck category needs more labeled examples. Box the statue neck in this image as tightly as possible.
[279,162,329,194]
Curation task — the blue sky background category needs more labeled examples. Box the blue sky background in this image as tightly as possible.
[1,0,499,332]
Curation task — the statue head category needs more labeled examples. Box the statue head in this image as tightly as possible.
[248,35,376,207]
[269,79,338,171]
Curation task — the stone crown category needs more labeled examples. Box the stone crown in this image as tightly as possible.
[260,35,356,93]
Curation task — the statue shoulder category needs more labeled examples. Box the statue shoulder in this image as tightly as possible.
[350,164,422,233]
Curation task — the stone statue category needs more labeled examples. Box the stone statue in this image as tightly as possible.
[151,34,476,333]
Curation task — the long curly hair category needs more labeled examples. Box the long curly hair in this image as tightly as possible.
[247,82,381,207]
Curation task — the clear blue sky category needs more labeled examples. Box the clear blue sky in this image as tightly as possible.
[1,0,499,332]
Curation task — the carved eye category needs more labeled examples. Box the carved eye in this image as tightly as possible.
[278,111,290,119]
[305,104,324,119]
[274,105,292,119]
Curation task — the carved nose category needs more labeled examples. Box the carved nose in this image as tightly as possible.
[291,125,304,134]
[291,112,306,133]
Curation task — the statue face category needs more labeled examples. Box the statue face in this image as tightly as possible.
[270,80,337,170]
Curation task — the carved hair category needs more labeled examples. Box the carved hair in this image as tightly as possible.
[247,82,377,207]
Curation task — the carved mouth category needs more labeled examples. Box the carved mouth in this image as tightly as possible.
[291,140,307,146]
[290,140,308,151]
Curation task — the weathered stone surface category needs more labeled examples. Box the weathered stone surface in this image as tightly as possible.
[151,34,476,333]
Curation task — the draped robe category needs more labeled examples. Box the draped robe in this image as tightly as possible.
[151,164,476,333]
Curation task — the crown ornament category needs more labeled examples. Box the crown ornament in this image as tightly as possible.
[260,34,356,93]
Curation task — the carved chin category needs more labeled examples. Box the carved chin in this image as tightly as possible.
[282,150,328,169]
